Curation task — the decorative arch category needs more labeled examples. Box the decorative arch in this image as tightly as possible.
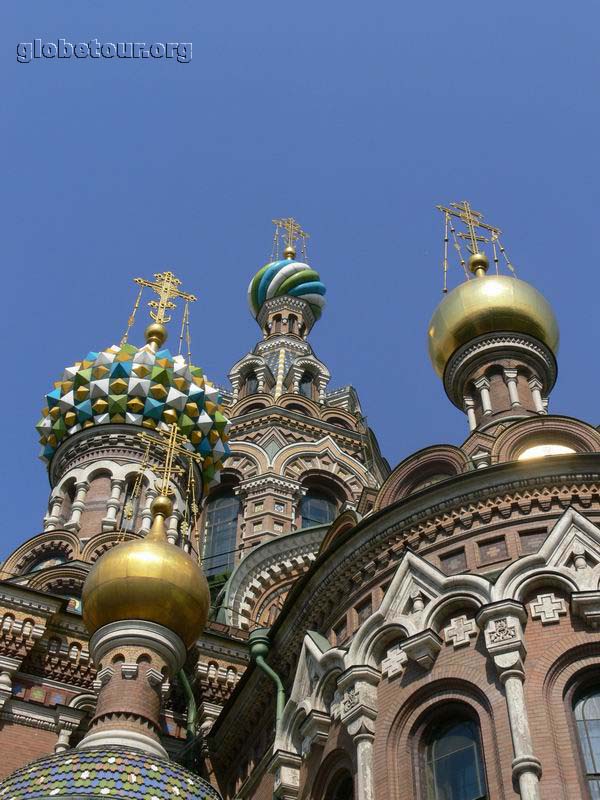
[311,750,355,800]
[231,393,274,416]
[492,415,600,464]
[374,445,470,511]
[276,392,321,418]
[318,510,360,556]
[3,530,81,578]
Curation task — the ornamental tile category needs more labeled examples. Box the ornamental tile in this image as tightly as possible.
[0,747,222,799]
[37,344,231,489]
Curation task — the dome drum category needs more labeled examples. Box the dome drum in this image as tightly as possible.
[442,332,558,411]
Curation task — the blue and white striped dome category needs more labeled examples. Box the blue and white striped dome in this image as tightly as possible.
[247,259,326,319]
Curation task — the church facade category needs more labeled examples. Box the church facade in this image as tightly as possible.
[1,209,599,800]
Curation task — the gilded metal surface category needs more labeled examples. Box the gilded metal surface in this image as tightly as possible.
[134,271,197,326]
[82,505,209,647]
[428,275,559,377]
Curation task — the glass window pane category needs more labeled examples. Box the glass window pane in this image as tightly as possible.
[203,491,240,576]
[425,719,487,800]
[301,491,336,528]
[575,689,600,780]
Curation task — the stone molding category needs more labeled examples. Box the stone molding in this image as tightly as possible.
[90,620,186,674]
[443,332,557,409]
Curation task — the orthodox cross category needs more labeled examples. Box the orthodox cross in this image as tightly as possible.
[271,217,310,260]
[138,422,201,498]
[436,200,515,291]
[134,271,197,325]
[436,201,501,254]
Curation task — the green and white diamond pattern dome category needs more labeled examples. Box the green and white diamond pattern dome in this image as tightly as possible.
[36,342,230,489]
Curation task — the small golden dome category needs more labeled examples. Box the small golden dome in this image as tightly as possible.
[428,273,559,378]
[82,498,209,648]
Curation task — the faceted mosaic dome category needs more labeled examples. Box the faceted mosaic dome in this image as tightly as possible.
[0,747,221,799]
[247,258,326,319]
[36,342,230,489]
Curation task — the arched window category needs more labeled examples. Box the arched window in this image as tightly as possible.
[325,770,354,800]
[243,371,259,397]
[300,489,337,528]
[423,716,487,800]
[574,687,600,796]
[299,372,315,399]
[202,489,241,576]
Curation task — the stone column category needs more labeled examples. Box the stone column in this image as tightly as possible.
[528,378,545,414]
[464,396,477,432]
[54,705,85,753]
[44,495,64,531]
[65,481,89,532]
[338,666,379,800]
[166,511,181,545]
[102,478,125,532]
[474,377,492,416]
[477,602,542,800]
[0,655,20,711]
[503,369,520,407]
[141,488,158,532]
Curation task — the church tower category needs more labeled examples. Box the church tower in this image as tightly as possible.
[0,271,231,780]
[198,219,388,630]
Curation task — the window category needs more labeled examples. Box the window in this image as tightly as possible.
[300,489,337,528]
[243,371,259,397]
[299,372,314,399]
[356,597,373,625]
[325,771,354,800]
[574,688,600,798]
[202,490,241,576]
[423,717,487,800]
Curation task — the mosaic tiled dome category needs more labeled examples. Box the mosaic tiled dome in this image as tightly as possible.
[36,342,230,489]
[247,259,326,319]
[0,747,221,799]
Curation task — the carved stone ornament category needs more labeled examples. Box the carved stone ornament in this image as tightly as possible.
[529,593,567,625]
[444,615,478,649]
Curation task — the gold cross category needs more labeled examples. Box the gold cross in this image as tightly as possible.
[272,217,310,250]
[436,201,501,254]
[138,423,201,497]
[134,271,197,325]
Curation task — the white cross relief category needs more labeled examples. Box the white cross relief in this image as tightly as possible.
[444,615,477,649]
[382,644,408,678]
[529,593,567,625]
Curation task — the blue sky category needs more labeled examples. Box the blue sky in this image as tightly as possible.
[2,1,599,559]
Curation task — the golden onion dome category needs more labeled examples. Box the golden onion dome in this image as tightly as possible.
[82,496,209,648]
[427,254,559,378]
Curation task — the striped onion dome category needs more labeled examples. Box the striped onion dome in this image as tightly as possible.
[247,259,326,320]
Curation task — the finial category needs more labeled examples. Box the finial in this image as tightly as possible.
[468,252,489,277]
[147,494,173,541]
[436,201,516,291]
[132,270,197,348]
[272,217,309,262]
[138,422,203,539]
